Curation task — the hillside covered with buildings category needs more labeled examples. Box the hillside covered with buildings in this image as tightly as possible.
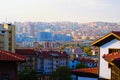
[15,22,120,47]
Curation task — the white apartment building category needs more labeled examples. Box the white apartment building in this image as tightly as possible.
[37,51,68,74]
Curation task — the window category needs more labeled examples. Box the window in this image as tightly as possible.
[56,61,58,63]
[72,65,74,68]
[109,48,120,53]
[9,31,11,33]
[9,38,11,41]
[2,31,5,33]
[108,48,120,68]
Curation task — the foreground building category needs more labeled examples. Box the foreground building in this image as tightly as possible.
[103,52,120,80]
[91,31,120,79]
[0,49,26,80]
[0,24,15,52]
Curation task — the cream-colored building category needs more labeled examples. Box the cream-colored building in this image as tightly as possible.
[0,23,15,52]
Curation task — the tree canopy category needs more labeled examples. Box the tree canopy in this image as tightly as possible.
[51,66,72,80]
[76,63,88,69]
[84,46,93,55]
[18,68,37,80]
[59,46,66,52]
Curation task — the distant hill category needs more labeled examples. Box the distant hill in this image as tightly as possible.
[14,21,120,39]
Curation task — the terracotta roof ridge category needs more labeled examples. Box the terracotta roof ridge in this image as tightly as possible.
[103,52,120,62]
[72,67,98,75]
[0,50,26,61]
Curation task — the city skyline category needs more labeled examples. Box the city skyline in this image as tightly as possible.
[0,0,120,23]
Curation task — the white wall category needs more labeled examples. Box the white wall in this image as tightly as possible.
[100,39,120,79]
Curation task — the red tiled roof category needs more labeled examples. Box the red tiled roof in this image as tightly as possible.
[80,58,97,63]
[72,67,98,75]
[15,49,35,55]
[59,52,68,58]
[15,49,68,58]
[40,51,68,58]
[0,50,26,61]
[103,52,120,62]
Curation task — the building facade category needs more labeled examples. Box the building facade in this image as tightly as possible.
[103,52,120,80]
[37,51,68,74]
[68,59,80,69]
[0,24,15,52]
[16,49,38,71]
[0,49,26,80]
[91,31,120,79]
[16,49,68,75]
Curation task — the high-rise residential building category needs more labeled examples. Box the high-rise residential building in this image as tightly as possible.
[0,23,15,52]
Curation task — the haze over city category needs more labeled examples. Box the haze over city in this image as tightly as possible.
[0,0,120,23]
[1,0,120,80]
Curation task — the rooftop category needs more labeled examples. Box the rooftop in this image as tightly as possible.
[103,52,120,62]
[15,49,35,55]
[91,31,120,47]
[72,67,98,78]
[0,50,26,61]
[40,51,68,58]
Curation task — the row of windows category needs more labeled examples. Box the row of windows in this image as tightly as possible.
[109,49,120,53]
[45,67,52,70]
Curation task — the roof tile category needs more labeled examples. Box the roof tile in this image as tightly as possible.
[72,67,98,75]
[0,50,26,61]
[103,52,120,62]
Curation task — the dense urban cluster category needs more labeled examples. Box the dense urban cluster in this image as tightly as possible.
[0,22,120,80]
[15,22,120,47]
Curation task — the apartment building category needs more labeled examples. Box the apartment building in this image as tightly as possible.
[37,51,68,74]
[16,48,68,73]
[0,23,15,52]
[15,49,38,71]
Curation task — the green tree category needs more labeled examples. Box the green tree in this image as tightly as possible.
[76,43,80,47]
[84,46,92,55]
[18,68,37,80]
[59,46,66,52]
[79,45,86,49]
[37,44,43,48]
[64,44,69,47]
[76,63,88,69]
[51,66,72,80]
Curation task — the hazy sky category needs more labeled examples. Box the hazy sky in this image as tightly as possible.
[0,0,120,23]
